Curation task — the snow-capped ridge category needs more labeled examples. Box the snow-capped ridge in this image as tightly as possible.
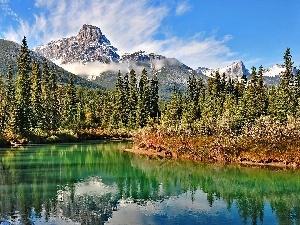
[196,61,250,78]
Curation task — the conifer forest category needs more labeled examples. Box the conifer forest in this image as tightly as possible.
[1,37,300,165]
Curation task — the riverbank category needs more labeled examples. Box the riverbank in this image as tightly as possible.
[127,143,300,168]
[131,122,300,168]
[1,128,133,147]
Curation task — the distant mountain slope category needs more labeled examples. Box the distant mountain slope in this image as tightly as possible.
[33,24,299,93]
[0,39,102,89]
[94,51,202,99]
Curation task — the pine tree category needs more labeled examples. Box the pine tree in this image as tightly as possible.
[76,88,86,128]
[149,69,160,120]
[201,71,223,132]
[241,66,267,123]
[162,88,182,128]
[0,74,6,132]
[15,36,32,134]
[41,58,51,130]
[30,60,43,129]
[122,72,130,126]
[110,70,124,129]
[128,69,138,129]
[63,74,77,128]
[136,68,150,128]
[197,77,206,118]
[48,66,60,130]
[270,48,296,121]
[5,65,16,134]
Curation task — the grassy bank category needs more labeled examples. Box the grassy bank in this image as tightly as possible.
[1,128,132,146]
[133,116,300,167]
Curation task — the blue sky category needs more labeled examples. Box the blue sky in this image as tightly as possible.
[0,0,299,69]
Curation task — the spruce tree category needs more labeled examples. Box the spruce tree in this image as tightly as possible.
[5,65,16,134]
[136,68,150,128]
[162,88,182,128]
[15,36,32,134]
[122,72,130,126]
[128,69,138,129]
[48,66,60,130]
[270,48,296,121]
[110,70,124,129]
[41,58,51,130]
[0,74,6,132]
[30,60,43,129]
[241,66,267,123]
[149,70,160,120]
[63,74,77,128]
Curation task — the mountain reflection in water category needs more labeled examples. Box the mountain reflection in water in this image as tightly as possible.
[0,141,299,225]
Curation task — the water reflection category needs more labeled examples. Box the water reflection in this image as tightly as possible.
[0,141,300,224]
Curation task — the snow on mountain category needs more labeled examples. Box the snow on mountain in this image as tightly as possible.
[262,64,284,77]
[262,64,298,77]
[197,61,298,79]
[34,24,120,64]
[196,61,250,78]
[32,23,299,94]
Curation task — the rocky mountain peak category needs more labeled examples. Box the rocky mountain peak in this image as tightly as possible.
[34,24,119,64]
[196,61,250,78]
[77,24,111,46]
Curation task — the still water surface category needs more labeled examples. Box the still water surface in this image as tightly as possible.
[0,141,300,225]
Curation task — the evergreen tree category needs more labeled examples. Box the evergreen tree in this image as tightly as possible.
[197,77,206,119]
[63,74,78,128]
[128,69,138,129]
[0,74,6,132]
[201,71,224,132]
[136,68,150,127]
[162,88,182,128]
[241,66,267,123]
[149,70,160,120]
[76,88,86,128]
[270,48,296,121]
[48,66,60,130]
[41,58,51,130]
[110,70,124,129]
[15,36,32,134]
[5,65,16,133]
[122,72,130,126]
[30,60,43,129]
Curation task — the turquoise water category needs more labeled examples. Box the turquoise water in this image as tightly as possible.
[0,141,299,225]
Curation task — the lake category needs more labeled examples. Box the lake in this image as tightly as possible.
[0,141,299,225]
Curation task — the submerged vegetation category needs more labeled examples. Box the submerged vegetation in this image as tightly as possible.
[1,37,300,166]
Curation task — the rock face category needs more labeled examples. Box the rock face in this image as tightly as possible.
[196,61,250,78]
[34,24,120,64]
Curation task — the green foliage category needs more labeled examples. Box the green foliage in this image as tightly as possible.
[1,37,300,149]
[14,36,32,134]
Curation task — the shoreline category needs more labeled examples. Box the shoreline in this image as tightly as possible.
[124,146,299,169]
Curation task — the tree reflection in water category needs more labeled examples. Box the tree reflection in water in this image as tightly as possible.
[0,142,300,225]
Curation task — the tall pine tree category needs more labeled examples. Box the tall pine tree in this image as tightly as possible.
[15,36,32,134]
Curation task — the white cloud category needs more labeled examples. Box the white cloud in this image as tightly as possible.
[0,0,17,18]
[2,0,237,69]
[175,1,191,16]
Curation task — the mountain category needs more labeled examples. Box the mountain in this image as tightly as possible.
[34,25,201,98]
[33,24,299,95]
[34,24,119,65]
[196,61,250,78]
[0,38,102,89]
[197,61,298,78]
[94,51,200,99]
